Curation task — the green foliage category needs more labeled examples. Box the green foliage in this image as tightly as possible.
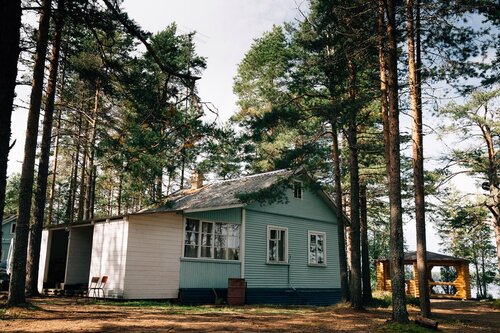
[490,299,500,309]
[379,322,434,333]
[370,291,419,309]
[46,4,223,222]
[436,191,498,298]
[4,173,21,215]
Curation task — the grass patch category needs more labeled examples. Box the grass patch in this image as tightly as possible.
[91,300,320,315]
[370,291,420,308]
[489,299,500,309]
[378,322,436,333]
[95,300,173,307]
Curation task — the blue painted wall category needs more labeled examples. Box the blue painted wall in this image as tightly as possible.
[184,208,242,224]
[245,188,340,289]
[1,217,15,262]
[180,208,243,289]
[179,259,241,288]
[178,187,341,305]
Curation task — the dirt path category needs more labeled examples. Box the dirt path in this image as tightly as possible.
[427,299,500,332]
[1,297,498,332]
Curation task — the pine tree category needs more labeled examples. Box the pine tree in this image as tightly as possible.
[0,0,22,264]
[8,0,52,306]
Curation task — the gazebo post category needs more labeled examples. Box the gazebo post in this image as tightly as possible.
[412,261,419,297]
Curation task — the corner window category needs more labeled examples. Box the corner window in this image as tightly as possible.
[293,181,302,199]
[10,223,16,235]
[267,226,288,263]
[184,218,240,260]
[308,231,326,266]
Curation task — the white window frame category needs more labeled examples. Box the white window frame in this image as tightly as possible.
[266,225,288,264]
[200,221,215,259]
[293,180,303,199]
[10,223,16,235]
[182,218,241,261]
[182,218,201,258]
[308,230,327,266]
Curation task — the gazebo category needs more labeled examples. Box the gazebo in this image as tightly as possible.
[376,251,471,299]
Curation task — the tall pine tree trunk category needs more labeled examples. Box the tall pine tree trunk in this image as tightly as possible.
[378,0,390,174]
[77,121,88,223]
[47,42,68,225]
[384,0,409,322]
[84,85,100,221]
[26,0,65,296]
[332,125,350,302]
[407,0,431,317]
[8,0,52,306]
[0,0,22,263]
[360,183,372,304]
[346,59,362,310]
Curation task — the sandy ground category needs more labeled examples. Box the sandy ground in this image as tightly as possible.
[1,296,499,332]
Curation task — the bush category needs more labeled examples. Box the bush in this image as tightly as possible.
[370,291,421,308]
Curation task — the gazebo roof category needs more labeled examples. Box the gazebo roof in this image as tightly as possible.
[378,251,467,263]
[404,251,467,262]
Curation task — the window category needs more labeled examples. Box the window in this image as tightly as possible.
[10,223,16,234]
[293,181,302,199]
[308,231,326,266]
[183,219,240,260]
[184,219,199,258]
[267,226,288,263]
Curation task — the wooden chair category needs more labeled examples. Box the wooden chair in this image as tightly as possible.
[88,276,100,298]
[88,276,108,299]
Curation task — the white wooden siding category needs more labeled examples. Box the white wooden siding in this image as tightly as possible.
[124,213,182,299]
[65,226,93,285]
[89,219,129,298]
[37,230,49,293]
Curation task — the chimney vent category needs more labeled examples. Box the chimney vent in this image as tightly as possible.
[191,171,205,190]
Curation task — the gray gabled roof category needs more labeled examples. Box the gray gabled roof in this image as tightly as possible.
[404,251,467,262]
[378,251,467,263]
[2,215,16,225]
[142,169,294,213]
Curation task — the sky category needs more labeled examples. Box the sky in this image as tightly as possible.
[6,1,487,255]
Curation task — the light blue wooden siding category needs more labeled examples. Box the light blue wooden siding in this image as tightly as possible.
[244,206,340,289]
[179,208,242,289]
[184,208,242,224]
[247,188,337,223]
[179,259,241,288]
[1,221,14,262]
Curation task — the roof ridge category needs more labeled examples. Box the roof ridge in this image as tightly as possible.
[209,169,290,185]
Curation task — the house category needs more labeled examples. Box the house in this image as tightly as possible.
[38,169,344,305]
[1,215,16,263]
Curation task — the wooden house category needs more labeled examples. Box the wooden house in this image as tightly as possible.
[1,215,16,263]
[38,169,344,305]
[376,251,471,299]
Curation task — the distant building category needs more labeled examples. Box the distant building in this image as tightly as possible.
[1,215,16,263]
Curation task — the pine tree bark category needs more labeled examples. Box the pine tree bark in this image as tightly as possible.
[83,85,100,221]
[47,42,68,225]
[384,0,409,322]
[407,0,431,317]
[378,0,390,175]
[26,0,65,296]
[360,183,372,304]
[478,107,500,274]
[332,125,350,302]
[346,59,362,310]
[67,111,83,224]
[0,0,22,263]
[8,0,52,306]
[77,121,88,223]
